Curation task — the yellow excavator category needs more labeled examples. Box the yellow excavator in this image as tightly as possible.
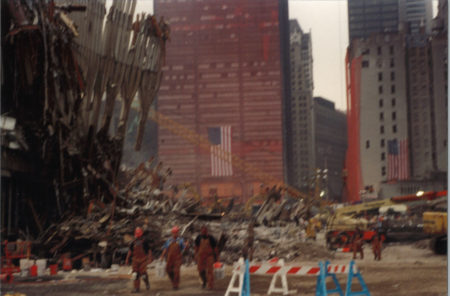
[423,195,447,254]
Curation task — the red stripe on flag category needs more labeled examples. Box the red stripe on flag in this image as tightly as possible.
[210,126,233,177]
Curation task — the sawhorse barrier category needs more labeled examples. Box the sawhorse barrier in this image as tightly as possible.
[224,258,370,296]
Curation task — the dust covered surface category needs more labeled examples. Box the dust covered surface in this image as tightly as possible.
[2,237,446,296]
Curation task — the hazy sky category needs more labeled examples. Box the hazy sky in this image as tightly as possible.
[132,0,439,111]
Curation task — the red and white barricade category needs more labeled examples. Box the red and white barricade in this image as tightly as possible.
[225,257,357,296]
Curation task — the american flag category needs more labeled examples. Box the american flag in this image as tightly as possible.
[387,138,409,181]
[208,126,233,176]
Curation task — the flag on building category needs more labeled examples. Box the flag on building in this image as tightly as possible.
[208,126,233,176]
[387,138,409,181]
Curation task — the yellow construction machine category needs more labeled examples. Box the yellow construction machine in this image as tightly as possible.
[423,196,447,254]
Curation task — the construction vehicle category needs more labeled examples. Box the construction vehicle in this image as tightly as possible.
[423,195,447,254]
[325,199,396,250]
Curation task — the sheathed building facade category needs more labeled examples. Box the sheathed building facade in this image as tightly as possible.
[154,0,290,202]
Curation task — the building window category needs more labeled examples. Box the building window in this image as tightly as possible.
[381,139,385,147]
[382,166,386,176]
[391,85,395,94]
[366,140,370,148]
[379,86,383,94]
[390,46,394,55]
[378,72,383,81]
[381,152,385,161]
[377,46,382,55]
[390,72,395,81]
[392,111,396,120]
[362,60,369,68]
[390,58,395,68]
[379,99,383,107]
[380,112,384,121]
[391,98,396,106]
[393,125,397,133]
[380,126,384,134]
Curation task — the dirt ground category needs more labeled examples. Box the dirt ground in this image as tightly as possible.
[2,236,447,296]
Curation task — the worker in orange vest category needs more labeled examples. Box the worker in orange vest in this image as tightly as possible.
[352,227,364,260]
[126,227,152,293]
[372,231,383,261]
[160,226,187,290]
[195,226,218,289]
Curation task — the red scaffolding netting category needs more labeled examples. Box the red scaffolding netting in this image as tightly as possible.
[344,51,363,203]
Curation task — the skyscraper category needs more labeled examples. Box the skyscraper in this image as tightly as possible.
[287,20,315,191]
[346,33,409,201]
[348,0,433,42]
[314,97,347,202]
[154,0,290,201]
[348,0,399,41]
[345,2,447,201]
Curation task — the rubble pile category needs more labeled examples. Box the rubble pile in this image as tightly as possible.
[2,0,168,237]
[1,0,333,268]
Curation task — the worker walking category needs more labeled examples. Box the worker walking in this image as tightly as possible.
[352,227,364,260]
[194,226,218,289]
[160,226,187,290]
[126,227,152,293]
[372,231,383,261]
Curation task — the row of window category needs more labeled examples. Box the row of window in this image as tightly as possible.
[379,111,397,121]
[378,84,396,94]
[377,45,395,55]
[362,58,395,68]
[379,98,396,108]
[378,71,395,81]
[366,136,397,149]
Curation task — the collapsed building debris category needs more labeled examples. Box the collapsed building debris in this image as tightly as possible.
[1,0,167,238]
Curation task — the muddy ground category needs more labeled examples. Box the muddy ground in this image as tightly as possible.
[2,234,447,296]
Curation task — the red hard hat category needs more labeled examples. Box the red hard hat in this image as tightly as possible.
[135,227,143,238]
[171,226,179,234]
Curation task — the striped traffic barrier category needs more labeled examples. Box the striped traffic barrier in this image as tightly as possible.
[336,247,352,252]
[224,258,361,295]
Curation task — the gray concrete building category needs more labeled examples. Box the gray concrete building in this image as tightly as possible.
[346,1,447,200]
[348,33,409,196]
[314,97,347,201]
[430,0,448,177]
[406,33,437,179]
[287,20,315,191]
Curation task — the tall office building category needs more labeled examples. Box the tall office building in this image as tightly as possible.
[346,33,409,202]
[345,2,447,201]
[314,97,347,202]
[430,0,448,177]
[348,0,399,41]
[154,0,290,201]
[287,20,315,191]
[348,0,433,42]
[399,0,433,34]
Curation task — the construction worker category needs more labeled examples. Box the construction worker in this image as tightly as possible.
[306,218,317,240]
[126,227,152,293]
[195,226,218,289]
[352,227,364,259]
[372,231,382,261]
[160,226,186,290]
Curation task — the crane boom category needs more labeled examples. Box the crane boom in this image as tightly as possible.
[149,110,309,200]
